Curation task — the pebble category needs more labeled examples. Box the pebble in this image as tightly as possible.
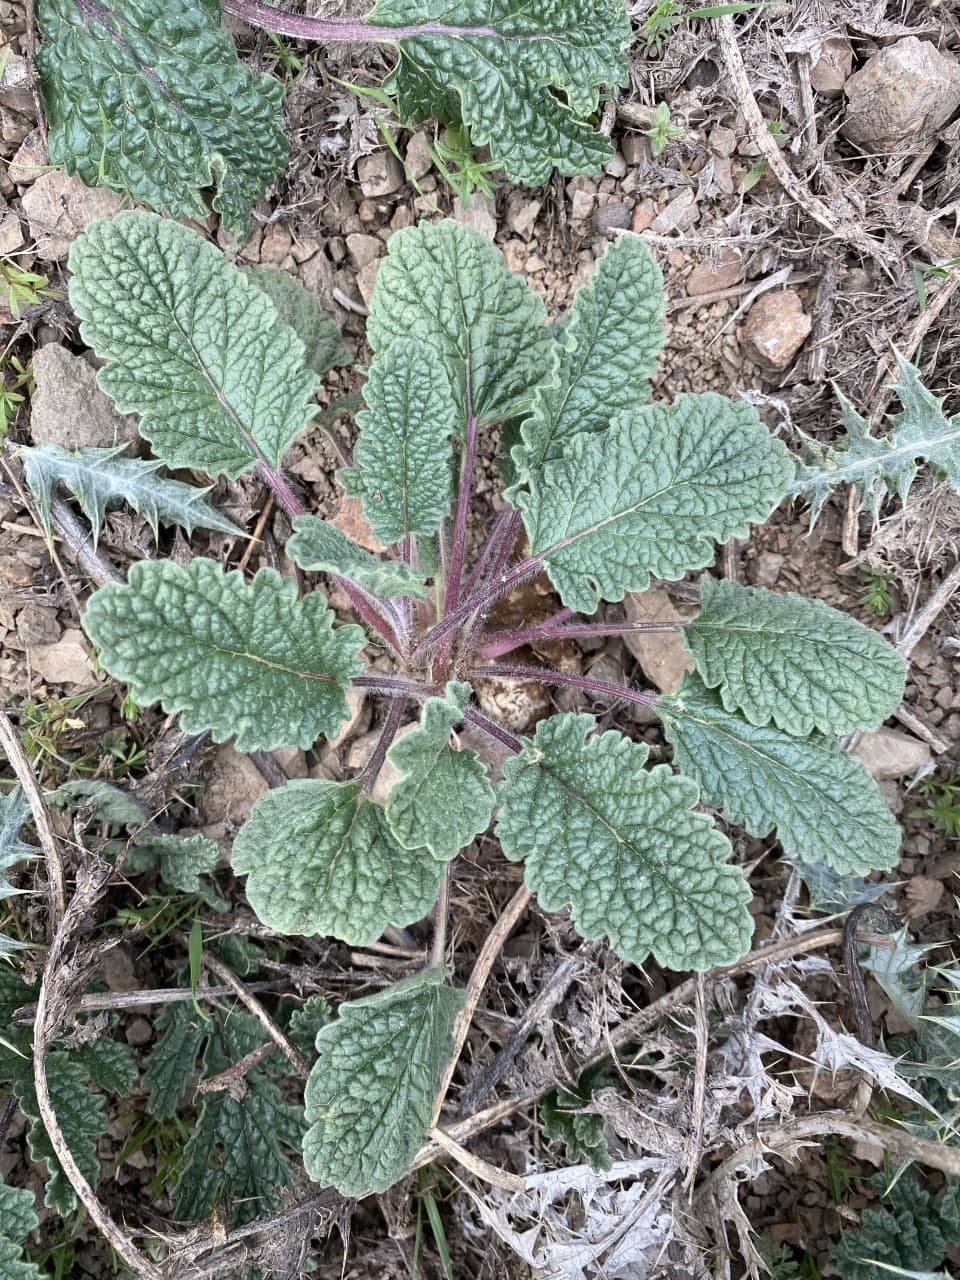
[404,132,433,181]
[631,198,657,233]
[258,223,293,266]
[345,232,382,270]
[505,193,541,240]
[570,186,595,222]
[0,211,23,253]
[21,169,124,259]
[30,344,140,449]
[843,37,960,151]
[686,249,742,296]
[739,289,812,371]
[125,1017,153,1047]
[622,591,694,693]
[357,150,404,198]
[810,37,853,97]
[852,728,932,781]
[749,551,785,587]
[650,188,697,234]
[8,126,46,184]
[453,193,496,241]
[593,201,631,235]
[708,125,737,157]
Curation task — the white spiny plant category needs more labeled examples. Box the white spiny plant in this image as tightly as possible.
[49,210,908,1197]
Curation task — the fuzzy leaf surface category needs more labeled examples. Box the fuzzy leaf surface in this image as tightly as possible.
[243,267,349,375]
[519,394,795,613]
[0,787,33,955]
[47,779,146,828]
[340,340,457,544]
[232,780,443,945]
[303,969,464,1196]
[513,236,665,478]
[68,213,318,478]
[684,576,906,736]
[496,714,752,970]
[365,220,550,427]
[659,675,901,874]
[385,682,495,861]
[791,354,960,524]
[127,832,227,909]
[22,444,242,548]
[143,1003,209,1120]
[372,0,630,185]
[82,559,365,752]
[0,1183,41,1280]
[36,0,286,236]
[287,516,427,599]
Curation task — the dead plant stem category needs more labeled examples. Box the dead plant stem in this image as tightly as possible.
[200,947,310,1081]
[0,708,66,933]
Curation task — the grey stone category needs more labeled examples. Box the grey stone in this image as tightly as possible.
[30,345,140,450]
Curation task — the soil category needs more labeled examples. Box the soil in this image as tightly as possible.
[1,1,959,1278]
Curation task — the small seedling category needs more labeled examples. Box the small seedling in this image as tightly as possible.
[0,257,55,320]
[860,566,896,616]
[640,1,765,55]
[54,210,909,1200]
[914,773,960,838]
[645,101,684,157]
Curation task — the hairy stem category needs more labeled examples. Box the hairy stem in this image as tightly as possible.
[221,0,501,42]
[445,361,477,619]
[477,616,681,659]
[468,663,658,709]
[360,696,408,794]
[352,673,435,699]
[461,704,523,753]
[430,866,452,970]
[462,507,516,599]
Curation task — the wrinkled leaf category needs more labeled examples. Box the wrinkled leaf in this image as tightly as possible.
[287,519,425,601]
[127,832,226,909]
[684,576,906,737]
[69,213,318,478]
[143,1002,208,1120]
[0,1181,41,1280]
[243,266,349,375]
[232,779,443,944]
[303,969,464,1196]
[496,714,752,970]
[83,558,366,752]
[47,779,146,828]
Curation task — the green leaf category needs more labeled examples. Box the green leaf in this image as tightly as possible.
[340,340,457,544]
[47,779,146,828]
[232,779,443,945]
[540,1065,612,1173]
[791,355,960,525]
[366,220,550,427]
[659,674,901,875]
[684,576,906,736]
[0,787,34,955]
[287,516,427,599]
[143,1002,208,1120]
[829,1174,952,1280]
[36,0,287,237]
[68,213,319,479]
[0,1183,41,1280]
[128,832,227,909]
[22,444,242,549]
[385,681,495,861]
[83,558,365,753]
[0,1239,44,1280]
[287,995,332,1060]
[242,267,349,375]
[75,1038,138,1094]
[496,713,752,970]
[303,969,464,1196]
[372,0,631,185]
[512,236,665,479]
[519,394,795,613]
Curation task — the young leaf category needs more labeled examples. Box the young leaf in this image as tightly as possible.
[385,681,495,861]
[36,0,287,237]
[518,394,795,613]
[0,787,34,956]
[242,267,350,375]
[303,969,465,1196]
[791,354,960,525]
[75,1038,138,1095]
[0,1180,42,1280]
[127,832,227,909]
[68,213,318,479]
[232,779,443,945]
[659,675,901,875]
[286,519,426,601]
[684,575,906,736]
[22,444,242,548]
[496,714,752,971]
[366,220,550,427]
[47,779,146,829]
[143,1002,209,1120]
[512,235,666,479]
[372,0,631,185]
[82,559,365,752]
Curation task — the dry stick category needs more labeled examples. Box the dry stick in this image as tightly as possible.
[197,1041,276,1098]
[430,884,533,1128]
[237,491,273,573]
[427,1125,526,1192]
[430,865,452,970]
[13,982,292,1023]
[682,975,709,1195]
[0,709,65,933]
[896,561,960,661]
[200,948,310,1081]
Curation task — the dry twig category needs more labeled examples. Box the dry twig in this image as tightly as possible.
[199,947,310,1081]
[0,708,66,932]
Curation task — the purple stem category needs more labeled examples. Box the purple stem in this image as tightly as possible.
[360,696,408,794]
[258,458,305,521]
[478,617,683,659]
[352,673,435,699]
[462,507,515,599]
[221,0,501,42]
[445,361,477,619]
[468,664,659,710]
[461,704,523,754]
[414,549,543,660]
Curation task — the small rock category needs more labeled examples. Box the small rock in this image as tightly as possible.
[29,629,97,686]
[258,223,293,266]
[904,875,944,919]
[125,1017,153,1047]
[622,591,695,692]
[15,604,61,647]
[273,747,308,779]
[631,198,657,233]
[708,125,737,157]
[843,37,960,152]
[650,188,697,235]
[605,150,627,179]
[0,54,34,114]
[328,687,369,750]
[357,150,404,198]
[621,134,647,166]
[331,495,385,553]
[476,675,550,733]
[593,201,631,236]
[404,132,433,181]
[9,128,48,185]
[101,946,139,993]
[205,745,269,824]
[739,289,812,371]
[504,193,541,240]
[0,211,23,254]
[570,186,595,222]
[30,345,140,450]
[356,258,381,304]
[686,249,742,296]
[524,254,546,273]
[345,232,382,270]
[750,551,785,588]
[452,194,496,241]
[810,37,854,97]
[21,170,124,259]
[853,728,932,780]
[500,238,526,274]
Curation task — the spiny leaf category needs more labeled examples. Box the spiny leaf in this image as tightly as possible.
[0,787,34,956]
[366,219,550,427]
[385,681,495,861]
[303,969,464,1196]
[232,779,443,945]
[791,354,960,525]
[684,575,906,737]
[512,235,665,481]
[36,0,287,237]
[519,394,795,614]
[82,558,366,752]
[496,713,752,970]
[659,675,901,876]
[242,267,349,375]
[287,518,426,601]
[68,213,318,479]
[373,0,631,185]
[22,444,242,548]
